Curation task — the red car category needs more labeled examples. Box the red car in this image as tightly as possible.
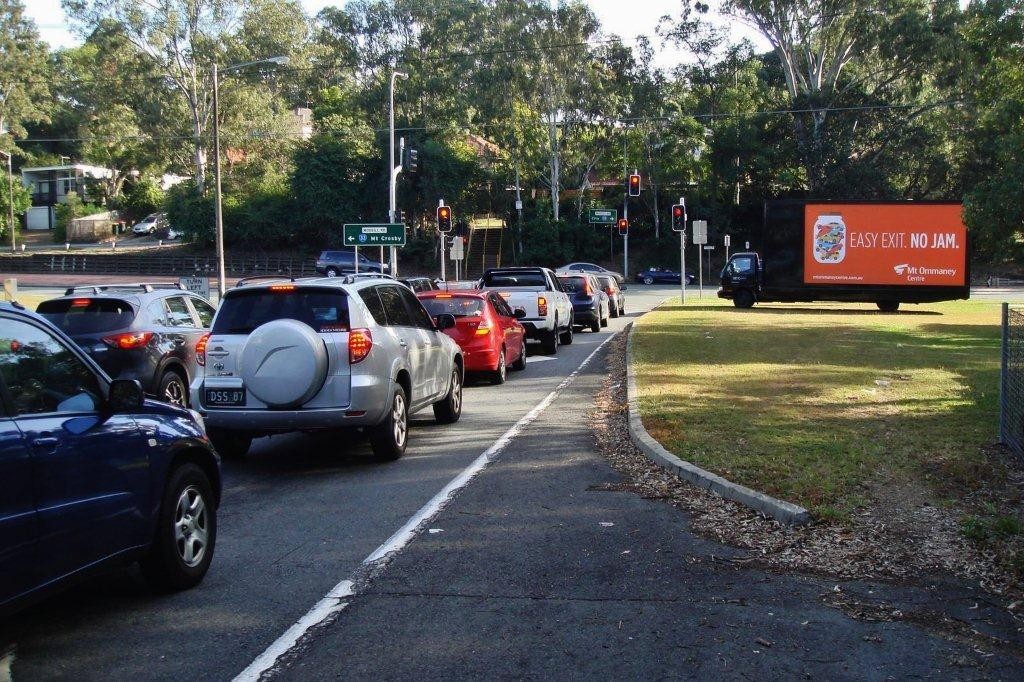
[417,290,527,384]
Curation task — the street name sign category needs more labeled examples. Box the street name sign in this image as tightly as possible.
[588,208,618,225]
[343,223,406,247]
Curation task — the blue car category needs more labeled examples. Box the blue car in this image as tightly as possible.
[635,268,696,285]
[0,301,220,616]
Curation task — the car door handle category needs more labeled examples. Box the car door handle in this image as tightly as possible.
[30,436,61,453]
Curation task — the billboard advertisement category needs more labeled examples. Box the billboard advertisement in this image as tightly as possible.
[803,203,967,286]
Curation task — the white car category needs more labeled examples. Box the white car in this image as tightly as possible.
[478,267,573,354]
[556,262,625,285]
[132,213,167,235]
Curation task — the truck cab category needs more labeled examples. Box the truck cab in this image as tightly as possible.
[718,252,762,308]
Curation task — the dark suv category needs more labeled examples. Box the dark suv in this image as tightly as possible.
[37,283,216,408]
[0,301,220,616]
[315,250,390,277]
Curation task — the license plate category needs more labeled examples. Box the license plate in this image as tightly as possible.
[205,388,245,406]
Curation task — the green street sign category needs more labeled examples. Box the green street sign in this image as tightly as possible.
[588,208,618,225]
[343,223,407,247]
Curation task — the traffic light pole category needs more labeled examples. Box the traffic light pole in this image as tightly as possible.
[388,71,407,278]
[439,199,447,283]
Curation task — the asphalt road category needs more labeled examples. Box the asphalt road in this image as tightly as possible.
[3,283,1021,680]
[0,284,673,680]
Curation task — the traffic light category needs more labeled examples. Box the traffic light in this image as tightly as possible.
[628,173,641,197]
[396,209,406,224]
[437,205,453,233]
[617,217,629,236]
[671,203,686,233]
[403,148,419,174]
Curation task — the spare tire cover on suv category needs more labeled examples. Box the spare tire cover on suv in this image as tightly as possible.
[240,319,329,408]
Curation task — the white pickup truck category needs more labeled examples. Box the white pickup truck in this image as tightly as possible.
[479,267,574,354]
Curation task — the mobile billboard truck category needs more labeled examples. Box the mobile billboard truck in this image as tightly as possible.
[718,201,970,311]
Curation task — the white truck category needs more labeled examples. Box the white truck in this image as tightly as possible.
[479,267,573,354]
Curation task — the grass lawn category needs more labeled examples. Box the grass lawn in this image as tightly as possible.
[632,298,1006,521]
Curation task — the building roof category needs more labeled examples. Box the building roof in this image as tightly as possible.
[21,164,113,178]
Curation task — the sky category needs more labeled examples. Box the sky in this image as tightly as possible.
[27,0,771,70]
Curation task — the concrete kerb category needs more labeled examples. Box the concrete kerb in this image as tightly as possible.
[624,315,812,526]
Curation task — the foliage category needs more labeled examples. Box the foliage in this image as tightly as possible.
[0,0,51,137]
[166,181,215,246]
[121,177,166,221]
[53,192,104,243]
[0,170,31,238]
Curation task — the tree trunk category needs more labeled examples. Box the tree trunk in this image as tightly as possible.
[547,114,559,221]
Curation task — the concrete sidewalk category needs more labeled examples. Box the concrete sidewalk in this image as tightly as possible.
[275,344,1021,680]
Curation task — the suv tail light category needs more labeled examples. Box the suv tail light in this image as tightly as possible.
[101,331,154,350]
[581,279,593,296]
[196,332,211,366]
[538,296,548,317]
[605,286,615,295]
[349,329,373,364]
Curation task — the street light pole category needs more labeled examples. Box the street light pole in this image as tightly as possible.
[389,71,408,277]
[213,56,288,297]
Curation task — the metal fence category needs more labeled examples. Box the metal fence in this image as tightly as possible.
[0,253,319,278]
[1000,303,1024,456]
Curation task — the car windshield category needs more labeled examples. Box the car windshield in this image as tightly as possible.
[213,287,350,334]
[421,296,484,317]
[142,214,159,222]
[596,276,615,288]
[37,298,136,335]
[481,271,547,287]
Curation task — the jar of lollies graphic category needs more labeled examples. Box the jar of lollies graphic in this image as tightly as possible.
[812,214,846,264]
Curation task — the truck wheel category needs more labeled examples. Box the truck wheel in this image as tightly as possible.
[542,328,558,354]
[559,318,574,345]
[877,301,900,313]
[733,290,756,309]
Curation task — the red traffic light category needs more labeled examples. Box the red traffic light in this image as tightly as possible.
[628,174,641,196]
[672,205,683,218]
[617,218,629,236]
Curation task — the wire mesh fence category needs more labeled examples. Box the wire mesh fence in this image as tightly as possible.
[1000,303,1024,456]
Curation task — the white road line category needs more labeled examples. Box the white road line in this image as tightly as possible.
[234,334,617,681]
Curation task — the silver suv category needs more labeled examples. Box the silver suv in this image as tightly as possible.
[190,276,464,460]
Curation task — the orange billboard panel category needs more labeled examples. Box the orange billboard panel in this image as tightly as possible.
[803,204,967,286]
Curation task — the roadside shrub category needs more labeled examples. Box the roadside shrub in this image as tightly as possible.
[166,181,214,246]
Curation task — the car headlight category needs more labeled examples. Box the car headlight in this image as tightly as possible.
[188,408,207,436]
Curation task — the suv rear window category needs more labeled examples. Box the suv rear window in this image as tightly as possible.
[557,277,587,293]
[213,287,350,334]
[481,271,547,287]
[37,298,136,334]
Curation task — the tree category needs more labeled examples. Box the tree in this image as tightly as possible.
[79,104,145,200]
[63,0,247,192]
[0,0,51,137]
[722,0,960,192]
[0,169,30,239]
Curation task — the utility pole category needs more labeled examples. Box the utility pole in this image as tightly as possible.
[388,71,408,277]
[213,56,288,297]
